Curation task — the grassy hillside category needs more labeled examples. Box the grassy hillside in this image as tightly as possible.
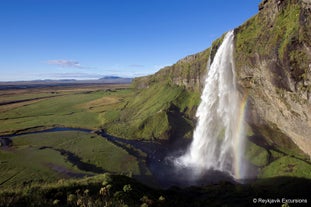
[102,83,200,140]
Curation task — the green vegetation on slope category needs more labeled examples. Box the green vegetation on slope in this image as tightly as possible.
[245,140,270,167]
[102,83,200,139]
[259,155,311,179]
[235,1,301,67]
[133,48,210,92]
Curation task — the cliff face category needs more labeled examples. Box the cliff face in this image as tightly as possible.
[133,48,210,92]
[235,0,311,157]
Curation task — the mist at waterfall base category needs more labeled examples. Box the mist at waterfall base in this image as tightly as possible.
[162,30,250,186]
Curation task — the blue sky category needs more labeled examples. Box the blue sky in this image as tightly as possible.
[0,0,261,81]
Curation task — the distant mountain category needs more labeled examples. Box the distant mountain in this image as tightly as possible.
[99,76,122,80]
[98,76,132,83]
[0,77,132,90]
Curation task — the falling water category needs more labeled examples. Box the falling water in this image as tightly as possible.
[175,30,246,180]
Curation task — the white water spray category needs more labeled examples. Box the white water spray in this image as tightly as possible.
[175,30,246,180]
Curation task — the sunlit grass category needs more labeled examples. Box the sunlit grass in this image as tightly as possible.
[0,131,140,188]
[0,89,133,134]
[259,156,311,179]
[102,83,198,139]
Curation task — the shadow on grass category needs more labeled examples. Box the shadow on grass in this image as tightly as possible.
[39,146,106,174]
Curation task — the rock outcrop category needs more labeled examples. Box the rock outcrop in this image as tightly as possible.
[133,49,210,92]
[235,0,311,157]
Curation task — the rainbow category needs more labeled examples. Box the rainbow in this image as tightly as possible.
[233,93,249,180]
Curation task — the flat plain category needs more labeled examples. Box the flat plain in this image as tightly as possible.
[0,83,142,189]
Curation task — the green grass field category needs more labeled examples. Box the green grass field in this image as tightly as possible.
[0,85,142,189]
[0,131,140,188]
[0,89,134,134]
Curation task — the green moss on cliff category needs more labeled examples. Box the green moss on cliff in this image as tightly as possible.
[275,4,300,60]
[235,15,264,68]
[133,48,210,92]
[235,1,301,67]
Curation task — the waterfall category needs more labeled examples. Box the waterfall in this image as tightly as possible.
[175,30,246,180]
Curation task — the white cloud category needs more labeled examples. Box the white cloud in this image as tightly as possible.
[47,59,91,69]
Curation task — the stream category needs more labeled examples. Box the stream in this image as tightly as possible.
[1,127,235,188]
